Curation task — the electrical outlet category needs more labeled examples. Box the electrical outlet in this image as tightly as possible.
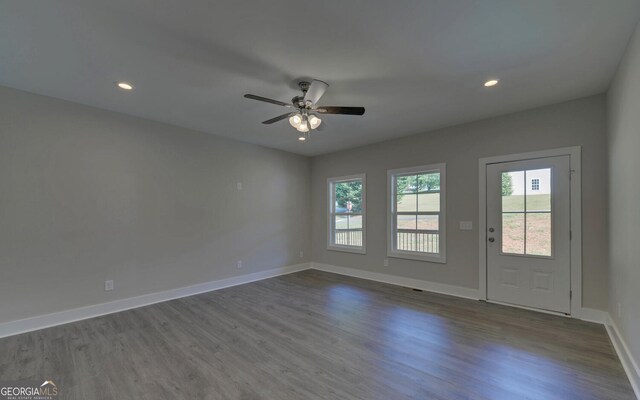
[236,260,243,269]
[299,250,304,258]
[237,182,242,191]
[104,280,114,291]
[618,303,622,318]
[383,259,389,267]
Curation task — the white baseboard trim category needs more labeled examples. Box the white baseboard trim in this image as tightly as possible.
[0,262,311,339]
[578,308,609,324]
[310,262,479,300]
[606,315,640,399]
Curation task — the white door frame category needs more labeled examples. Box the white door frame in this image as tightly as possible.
[478,146,582,318]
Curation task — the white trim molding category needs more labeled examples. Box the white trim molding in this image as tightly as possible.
[606,316,640,399]
[311,262,478,300]
[478,146,583,317]
[0,263,311,339]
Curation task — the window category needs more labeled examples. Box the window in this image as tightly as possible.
[388,164,446,263]
[328,174,366,254]
[531,178,540,191]
[502,169,552,256]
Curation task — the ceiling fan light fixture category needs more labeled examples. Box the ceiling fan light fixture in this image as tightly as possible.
[243,79,365,141]
[296,123,309,133]
[289,113,303,128]
[309,115,322,129]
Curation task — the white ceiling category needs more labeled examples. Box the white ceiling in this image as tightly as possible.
[1,1,639,156]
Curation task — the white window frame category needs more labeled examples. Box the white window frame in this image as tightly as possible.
[387,164,446,263]
[327,174,366,254]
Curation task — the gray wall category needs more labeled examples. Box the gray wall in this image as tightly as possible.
[607,22,640,368]
[0,86,311,325]
[311,95,609,310]
[0,83,613,326]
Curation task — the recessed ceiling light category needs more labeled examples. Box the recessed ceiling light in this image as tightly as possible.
[298,136,306,141]
[116,82,134,91]
[484,79,500,87]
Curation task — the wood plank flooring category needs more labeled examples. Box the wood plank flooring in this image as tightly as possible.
[0,270,634,399]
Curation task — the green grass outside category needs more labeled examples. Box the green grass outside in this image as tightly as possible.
[336,194,551,255]
[502,194,550,212]
[335,215,362,230]
[396,192,440,212]
[502,194,552,256]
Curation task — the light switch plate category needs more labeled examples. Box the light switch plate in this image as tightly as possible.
[459,221,473,231]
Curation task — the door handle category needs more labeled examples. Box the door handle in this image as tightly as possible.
[488,227,495,232]
[488,237,495,243]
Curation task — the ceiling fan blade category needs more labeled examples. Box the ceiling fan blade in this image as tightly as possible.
[244,94,292,107]
[262,112,295,124]
[304,79,329,105]
[315,106,365,116]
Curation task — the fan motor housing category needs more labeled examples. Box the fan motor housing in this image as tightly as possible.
[291,95,308,109]
[293,81,312,108]
[297,81,310,92]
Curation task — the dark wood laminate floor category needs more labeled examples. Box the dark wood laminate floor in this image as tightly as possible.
[0,270,634,399]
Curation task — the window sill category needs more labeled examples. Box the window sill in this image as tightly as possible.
[387,250,446,264]
[328,245,366,255]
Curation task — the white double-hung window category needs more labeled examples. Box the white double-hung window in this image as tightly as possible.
[328,174,366,254]
[388,164,446,263]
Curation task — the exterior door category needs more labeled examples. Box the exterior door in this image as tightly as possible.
[486,156,571,313]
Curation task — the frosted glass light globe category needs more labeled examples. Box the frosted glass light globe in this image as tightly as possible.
[309,116,322,129]
[289,114,302,128]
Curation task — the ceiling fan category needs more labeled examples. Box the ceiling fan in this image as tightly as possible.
[244,80,365,141]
